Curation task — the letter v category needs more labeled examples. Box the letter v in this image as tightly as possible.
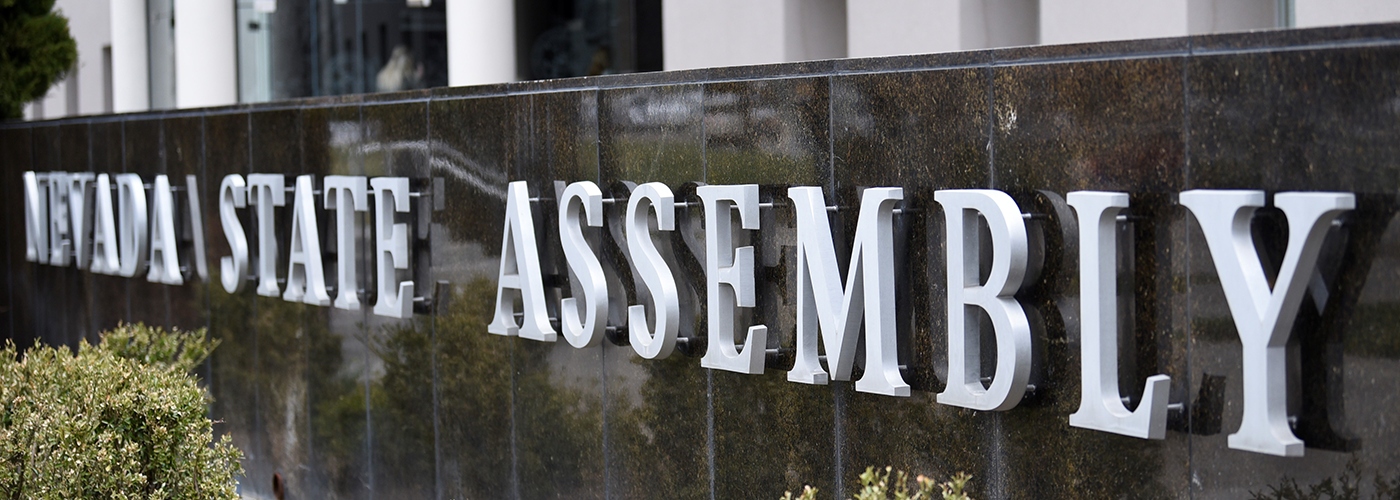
[1180,190,1353,457]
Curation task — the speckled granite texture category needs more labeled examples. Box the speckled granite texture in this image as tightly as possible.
[5,23,1400,500]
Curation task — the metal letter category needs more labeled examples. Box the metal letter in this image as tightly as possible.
[22,172,49,264]
[698,184,766,374]
[147,175,184,285]
[626,182,680,359]
[247,174,286,297]
[1067,191,1170,439]
[1180,189,1354,457]
[90,174,120,275]
[284,175,331,305]
[935,189,1032,411]
[115,173,149,278]
[219,174,250,293]
[67,173,96,270]
[371,177,414,319]
[558,181,607,348]
[185,175,209,282]
[325,175,368,310]
[47,172,72,266]
[488,181,554,339]
[787,186,909,397]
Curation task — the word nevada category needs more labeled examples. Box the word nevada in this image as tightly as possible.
[490,180,1352,458]
[22,172,422,318]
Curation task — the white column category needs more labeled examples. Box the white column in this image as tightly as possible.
[1041,0,1189,45]
[110,0,149,113]
[57,0,112,116]
[847,0,1037,57]
[447,0,516,86]
[663,0,845,71]
[175,0,237,108]
[1295,0,1400,28]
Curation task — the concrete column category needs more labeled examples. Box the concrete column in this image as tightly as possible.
[847,0,1036,57]
[1043,0,1276,45]
[1188,0,1276,34]
[1041,0,1188,45]
[664,0,845,72]
[447,0,517,86]
[1295,0,1400,28]
[110,0,149,113]
[56,0,112,116]
[174,0,237,108]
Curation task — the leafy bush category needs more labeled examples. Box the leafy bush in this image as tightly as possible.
[0,323,243,499]
[781,467,973,500]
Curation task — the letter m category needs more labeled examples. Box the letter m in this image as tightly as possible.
[786,186,909,397]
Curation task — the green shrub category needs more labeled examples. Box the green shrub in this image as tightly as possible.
[781,467,973,500]
[0,323,243,499]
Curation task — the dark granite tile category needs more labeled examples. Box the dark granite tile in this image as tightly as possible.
[595,68,710,89]
[428,82,513,100]
[202,112,262,498]
[698,77,836,500]
[28,125,67,348]
[509,90,607,500]
[301,105,372,499]
[993,56,1191,499]
[598,83,710,500]
[162,115,206,334]
[242,108,311,499]
[362,89,432,104]
[1192,22,1400,53]
[994,36,1189,64]
[249,295,311,498]
[1185,44,1400,497]
[835,49,992,73]
[428,94,517,499]
[56,122,104,346]
[829,67,993,497]
[361,101,437,498]
[87,121,127,334]
[0,127,31,348]
[122,118,170,330]
[707,59,836,82]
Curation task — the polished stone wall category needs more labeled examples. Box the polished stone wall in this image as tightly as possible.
[5,24,1400,500]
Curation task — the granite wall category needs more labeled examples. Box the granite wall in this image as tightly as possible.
[4,23,1400,500]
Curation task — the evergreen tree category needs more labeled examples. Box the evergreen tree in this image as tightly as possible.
[0,0,76,119]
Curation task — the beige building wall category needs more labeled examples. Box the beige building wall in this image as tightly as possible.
[1295,0,1400,28]
[662,0,847,71]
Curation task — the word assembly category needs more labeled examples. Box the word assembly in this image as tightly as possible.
[488,180,1352,458]
[22,171,1354,457]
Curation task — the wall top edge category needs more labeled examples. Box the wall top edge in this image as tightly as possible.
[3,21,1400,130]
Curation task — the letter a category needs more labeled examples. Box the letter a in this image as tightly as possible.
[488,181,556,341]
[1067,191,1170,439]
[1180,189,1353,457]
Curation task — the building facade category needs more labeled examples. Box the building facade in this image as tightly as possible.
[23,0,1400,120]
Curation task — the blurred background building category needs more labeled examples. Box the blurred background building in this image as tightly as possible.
[22,0,1400,120]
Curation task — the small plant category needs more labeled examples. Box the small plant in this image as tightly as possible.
[780,467,972,500]
[782,485,819,500]
[0,323,242,499]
